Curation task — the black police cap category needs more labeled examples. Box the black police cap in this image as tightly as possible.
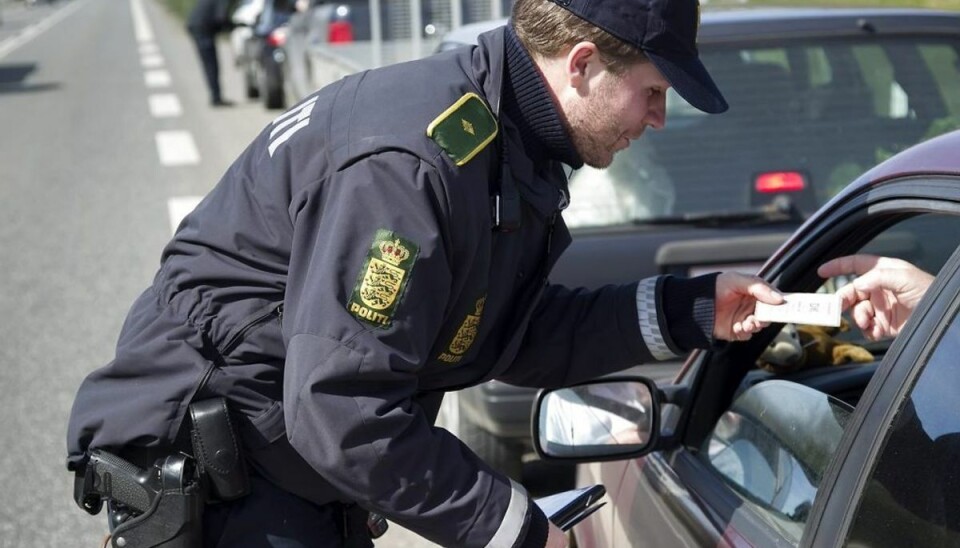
[548,0,728,114]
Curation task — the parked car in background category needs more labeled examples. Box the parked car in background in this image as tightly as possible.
[445,8,960,484]
[283,0,513,101]
[290,0,512,44]
[229,0,264,70]
[236,0,294,109]
[535,128,960,548]
[281,0,364,102]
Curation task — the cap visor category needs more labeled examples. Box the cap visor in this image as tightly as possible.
[647,51,728,114]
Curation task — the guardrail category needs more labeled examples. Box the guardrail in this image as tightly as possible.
[304,38,440,88]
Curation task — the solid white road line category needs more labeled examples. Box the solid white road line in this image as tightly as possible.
[0,0,87,60]
[148,94,183,118]
[144,69,172,88]
[155,131,200,166]
[129,0,155,44]
[167,196,204,235]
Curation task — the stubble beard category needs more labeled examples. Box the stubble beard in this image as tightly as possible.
[565,80,623,169]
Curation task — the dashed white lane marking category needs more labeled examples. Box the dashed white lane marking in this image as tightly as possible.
[144,69,172,88]
[167,196,204,235]
[131,0,201,167]
[0,0,87,60]
[156,131,200,166]
[130,0,154,43]
[140,53,164,68]
[149,94,182,118]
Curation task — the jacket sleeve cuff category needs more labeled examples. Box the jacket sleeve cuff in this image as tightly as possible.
[661,273,718,352]
[636,277,681,360]
[486,479,547,548]
[637,274,718,356]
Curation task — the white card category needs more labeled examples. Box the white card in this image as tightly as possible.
[754,293,842,327]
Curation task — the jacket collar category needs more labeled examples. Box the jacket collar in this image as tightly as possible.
[476,27,573,221]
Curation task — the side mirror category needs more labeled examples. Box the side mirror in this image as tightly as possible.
[533,377,660,461]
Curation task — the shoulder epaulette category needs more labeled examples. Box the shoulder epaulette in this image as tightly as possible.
[427,92,498,167]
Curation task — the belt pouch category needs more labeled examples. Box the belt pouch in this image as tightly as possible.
[189,398,250,501]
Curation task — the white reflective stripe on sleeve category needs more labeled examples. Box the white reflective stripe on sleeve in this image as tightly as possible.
[637,277,678,361]
[485,479,528,548]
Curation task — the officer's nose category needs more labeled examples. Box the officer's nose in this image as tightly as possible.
[644,93,667,130]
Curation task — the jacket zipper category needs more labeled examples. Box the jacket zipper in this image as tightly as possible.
[192,303,283,404]
[218,303,284,356]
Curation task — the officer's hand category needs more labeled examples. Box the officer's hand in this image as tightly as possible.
[714,272,783,342]
[545,521,568,548]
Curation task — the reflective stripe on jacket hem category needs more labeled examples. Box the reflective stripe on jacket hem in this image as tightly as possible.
[485,479,527,548]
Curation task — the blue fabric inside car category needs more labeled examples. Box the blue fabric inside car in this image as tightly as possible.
[705,381,852,526]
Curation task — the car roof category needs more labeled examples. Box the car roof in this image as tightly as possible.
[854,130,960,186]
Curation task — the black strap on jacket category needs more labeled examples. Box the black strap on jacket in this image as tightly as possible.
[491,138,522,232]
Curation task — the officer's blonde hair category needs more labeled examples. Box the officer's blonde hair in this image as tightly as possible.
[512,0,648,74]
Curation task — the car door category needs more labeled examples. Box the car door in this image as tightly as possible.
[805,231,960,546]
[581,174,960,548]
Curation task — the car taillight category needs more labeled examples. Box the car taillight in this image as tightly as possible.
[755,171,806,193]
[328,21,354,43]
[266,27,288,47]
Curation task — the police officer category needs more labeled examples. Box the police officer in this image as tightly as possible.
[67,0,782,546]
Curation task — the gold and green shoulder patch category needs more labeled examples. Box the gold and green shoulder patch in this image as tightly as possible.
[427,92,498,167]
[437,296,486,364]
[347,229,420,328]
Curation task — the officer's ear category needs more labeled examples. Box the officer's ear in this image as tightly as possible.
[565,41,604,94]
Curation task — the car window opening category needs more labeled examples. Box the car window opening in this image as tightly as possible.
[699,210,960,542]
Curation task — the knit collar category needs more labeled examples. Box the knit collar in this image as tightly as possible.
[502,25,583,169]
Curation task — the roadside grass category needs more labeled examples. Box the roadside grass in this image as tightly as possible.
[161,0,195,21]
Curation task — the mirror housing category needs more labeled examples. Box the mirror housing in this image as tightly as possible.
[532,376,661,462]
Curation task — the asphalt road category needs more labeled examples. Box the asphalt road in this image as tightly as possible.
[0,1,680,545]
[0,1,472,545]
[0,0,278,545]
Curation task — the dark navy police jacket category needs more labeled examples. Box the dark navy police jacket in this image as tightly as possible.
[67,28,663,547]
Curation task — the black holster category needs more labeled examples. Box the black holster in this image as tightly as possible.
[76,398,250,548]
[109,454,204,548]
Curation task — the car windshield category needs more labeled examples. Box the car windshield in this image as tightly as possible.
[564,36,960,229]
